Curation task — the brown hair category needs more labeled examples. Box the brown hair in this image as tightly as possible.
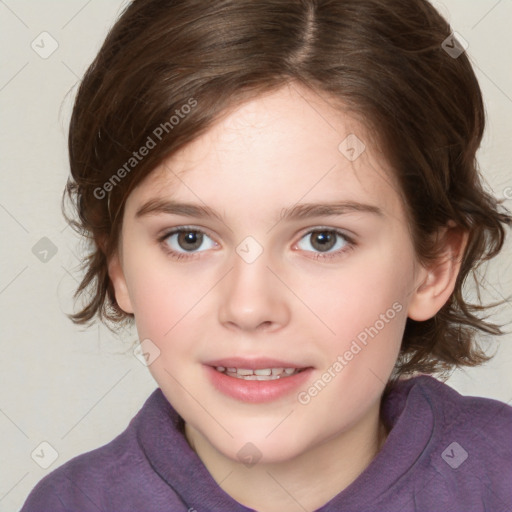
[64,0,510,378]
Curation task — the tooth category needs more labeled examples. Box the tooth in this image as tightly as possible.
[221,367,302,380]
[254,369,272,376]
[237,369,254,376]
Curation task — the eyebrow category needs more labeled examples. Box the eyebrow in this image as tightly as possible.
[135,199,224,221]
[281,201,383,220]
[135,198,383,221]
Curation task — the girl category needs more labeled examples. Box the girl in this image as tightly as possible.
[22,0,512,510]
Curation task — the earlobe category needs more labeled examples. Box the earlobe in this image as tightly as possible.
[407,227,468,322]
[107,251,134,314]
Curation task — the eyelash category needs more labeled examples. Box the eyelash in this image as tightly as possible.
[300,229,355,261]
[158,226,356,262]
[158,227,207,261]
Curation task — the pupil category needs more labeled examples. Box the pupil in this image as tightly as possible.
[178,231,203,251]
[312,231,336,252]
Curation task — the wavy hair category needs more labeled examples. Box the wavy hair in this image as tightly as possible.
[63,0,511,378]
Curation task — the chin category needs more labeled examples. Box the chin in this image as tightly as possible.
[213,425,315,466]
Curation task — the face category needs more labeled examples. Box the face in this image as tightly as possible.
[110,84,429,464]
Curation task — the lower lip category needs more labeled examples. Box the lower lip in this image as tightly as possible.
[205,366,314,403]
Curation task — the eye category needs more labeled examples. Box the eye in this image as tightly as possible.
[161,228,217,254]
[296,229,351,256]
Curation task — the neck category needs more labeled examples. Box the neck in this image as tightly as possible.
[185,402,388,512]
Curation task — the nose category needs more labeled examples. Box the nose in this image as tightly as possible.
[217,251,291,333]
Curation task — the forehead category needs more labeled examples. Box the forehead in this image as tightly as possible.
[125,84,405,222]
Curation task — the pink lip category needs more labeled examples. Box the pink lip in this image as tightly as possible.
[204,364,314,403]
[205,357,308,370]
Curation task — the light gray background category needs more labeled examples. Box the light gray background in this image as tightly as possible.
[0,1,511,510]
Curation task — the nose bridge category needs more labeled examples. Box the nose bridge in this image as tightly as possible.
[217,246,290,331]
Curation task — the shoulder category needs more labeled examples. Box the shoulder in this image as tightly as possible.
[20,389,187,512]
[20,421,142,512]
[391,375,512,511]
[408,374,512,434]
[394,374,512,453]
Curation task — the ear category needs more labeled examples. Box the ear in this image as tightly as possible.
[107,250,134,314]
[407,226,468,321]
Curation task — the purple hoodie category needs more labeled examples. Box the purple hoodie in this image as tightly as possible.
[21,375,512,511]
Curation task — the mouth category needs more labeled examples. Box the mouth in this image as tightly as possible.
[213,366,306,380]
[204,358,313,403]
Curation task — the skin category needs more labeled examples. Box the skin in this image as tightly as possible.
[108,83,466,512]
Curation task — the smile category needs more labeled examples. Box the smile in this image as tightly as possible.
[215,367,304,380]
[205,360,313,403]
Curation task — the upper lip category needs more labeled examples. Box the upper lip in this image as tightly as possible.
[205,357,310,369]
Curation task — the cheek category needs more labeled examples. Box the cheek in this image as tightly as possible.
[124,250,221,379]
[127,263,207,397]
[123,248,194,341]
[295,259,410,432]
[294,245,414,383]
[129,276,180,338]
[304,252,412,332]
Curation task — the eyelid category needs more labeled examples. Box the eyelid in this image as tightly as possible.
[157,225,357,261]
[295,225,356,243]
[158,225,220,256]
[292,226,356,259]
[158,225,218,242]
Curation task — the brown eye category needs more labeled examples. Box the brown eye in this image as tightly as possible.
[177,231,203,251]
[296,229,350,256]
[162,229,216,255]
[309,230,337,252]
